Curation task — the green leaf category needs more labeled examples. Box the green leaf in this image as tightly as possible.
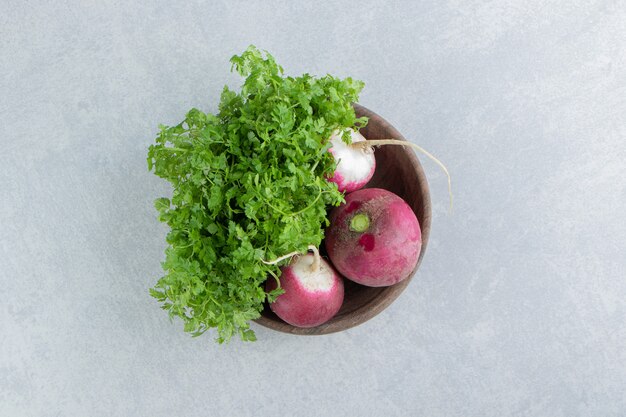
[154,197,170,212]
[241,329,257,342]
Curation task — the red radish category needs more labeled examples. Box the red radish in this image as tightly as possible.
[327,129,376,193]
[264,247,344,328]
[325,188,421,287]
[328,130,453,209]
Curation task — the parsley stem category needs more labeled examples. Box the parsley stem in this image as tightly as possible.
[260,183,321,218]
[264,201,289,217]
[159,147,189,153]
[290,184,322,216]
[268,269,280,287]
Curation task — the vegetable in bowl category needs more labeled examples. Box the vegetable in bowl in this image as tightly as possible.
[147,46,366,343]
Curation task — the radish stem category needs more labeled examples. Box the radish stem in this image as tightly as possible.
[261,250,301,265]
[261,245,320,272]
[350,213,370,232]
[308,245,321,273]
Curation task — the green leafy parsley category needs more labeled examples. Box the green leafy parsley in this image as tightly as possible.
[148,46,366,343]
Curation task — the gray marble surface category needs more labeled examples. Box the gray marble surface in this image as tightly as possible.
[2,1,625,416]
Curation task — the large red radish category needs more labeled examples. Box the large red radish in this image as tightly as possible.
[325,188,421,287]
[264,247,344,328]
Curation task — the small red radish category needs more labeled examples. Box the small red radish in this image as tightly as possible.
[327,129,376,193]
[328,130,453,209]
[264,247,344,328]
[325,188,421,287]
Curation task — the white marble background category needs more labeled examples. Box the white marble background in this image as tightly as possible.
[1,1,625,416]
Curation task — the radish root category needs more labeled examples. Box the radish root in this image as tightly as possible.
[352,139,453,211]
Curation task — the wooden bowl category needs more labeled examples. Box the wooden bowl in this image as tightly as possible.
[254,103,432,335]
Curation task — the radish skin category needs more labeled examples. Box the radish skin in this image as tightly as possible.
[325,188,421,287]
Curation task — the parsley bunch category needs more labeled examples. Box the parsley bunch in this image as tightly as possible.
[148,46,366,342]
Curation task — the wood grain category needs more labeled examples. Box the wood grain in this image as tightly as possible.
[254,103,432,335]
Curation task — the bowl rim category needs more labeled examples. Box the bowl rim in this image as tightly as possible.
[253,103,432,335]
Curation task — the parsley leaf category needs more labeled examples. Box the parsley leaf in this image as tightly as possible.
[148,46,366,343]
